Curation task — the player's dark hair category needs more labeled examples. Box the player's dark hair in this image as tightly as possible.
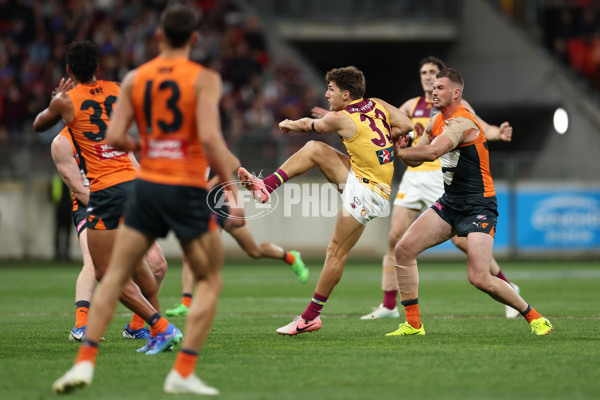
[65,41,99,83]
[325,66,365,100]
[437,68,464,89]
[160,4,198,48]
[419,56,446,72]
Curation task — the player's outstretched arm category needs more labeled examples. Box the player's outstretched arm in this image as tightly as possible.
[51,134,89,206]
[461,99,512,142]
[279,110,355,138]
[33,78,75,132]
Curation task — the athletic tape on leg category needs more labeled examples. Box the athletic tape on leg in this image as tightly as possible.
[382,255,398,291]
[394,264,419,294]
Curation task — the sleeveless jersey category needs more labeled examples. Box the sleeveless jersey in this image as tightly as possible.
[130,56,208,188]
[67,81,136,192]
[431,105,495,198]
[342,98,394,199]
[407,96,441,172]
[58,127,89,212]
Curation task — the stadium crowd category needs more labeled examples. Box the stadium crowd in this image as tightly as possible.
[0,0,321,155]
[495,0,600,92]
[540,0,600,91]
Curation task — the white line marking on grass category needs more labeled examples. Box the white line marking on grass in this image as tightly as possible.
[418,269,600,281]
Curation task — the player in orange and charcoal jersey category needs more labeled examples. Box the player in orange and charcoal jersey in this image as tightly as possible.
[34,41,176,351]
[52,5,244,395]
[51,126,168,341]
[387,68,553,337]
[237,66,414,336]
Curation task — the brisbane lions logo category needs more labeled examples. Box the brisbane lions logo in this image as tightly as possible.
[413,122,425,140]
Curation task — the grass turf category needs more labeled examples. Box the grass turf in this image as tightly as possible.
[0,259,599,400]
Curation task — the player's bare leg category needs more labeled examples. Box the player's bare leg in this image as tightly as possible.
[452,234,521,318]
[53,227,156,394]
[165,255,195,317]
[178,230,223,350]
[164,230,223,396]
[87,229,163,322]
[239,141,351,202]
[70,229,96,342]
[85,227,154,342]
[227,224,309,283]
[465,232,525,309]
[362,205,419,320]
[387,210,452,336]
[277,211,365,335]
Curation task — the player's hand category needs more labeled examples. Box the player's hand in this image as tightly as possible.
[498,121,512,142]
[52,78,74,99]
[311,106,329,119]
[398,135,410,149]
[279,120,292,134]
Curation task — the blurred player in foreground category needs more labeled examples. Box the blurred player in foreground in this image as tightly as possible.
[52,4,243,395]
[51,125,167,341]
[34,40,176,356]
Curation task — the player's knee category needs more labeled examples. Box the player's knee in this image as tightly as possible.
[303,140,321,151]
[467,271,490,291]
[394,239,414,264]
[246,249,262,259]
[388,231,401,252]
[302,140,327,157]
[207,271,223,293]
[151,259,168,283]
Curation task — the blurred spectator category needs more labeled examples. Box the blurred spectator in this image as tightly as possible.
[0,0,319,173]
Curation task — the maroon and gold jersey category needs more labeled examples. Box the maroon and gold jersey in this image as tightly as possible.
[342,98,394,199]
[407,96,441,172]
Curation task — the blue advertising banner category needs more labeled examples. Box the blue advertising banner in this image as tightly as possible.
[516,188,600,250]
[419,186,600,255]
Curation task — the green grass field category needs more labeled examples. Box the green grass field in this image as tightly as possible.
[1,258,599,400]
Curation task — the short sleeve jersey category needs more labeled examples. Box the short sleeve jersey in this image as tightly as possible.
[341,98,394,199]
[431,105,495,198]
[66,81,136,192]
[406,96,441,172]
[130,56,208,188]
